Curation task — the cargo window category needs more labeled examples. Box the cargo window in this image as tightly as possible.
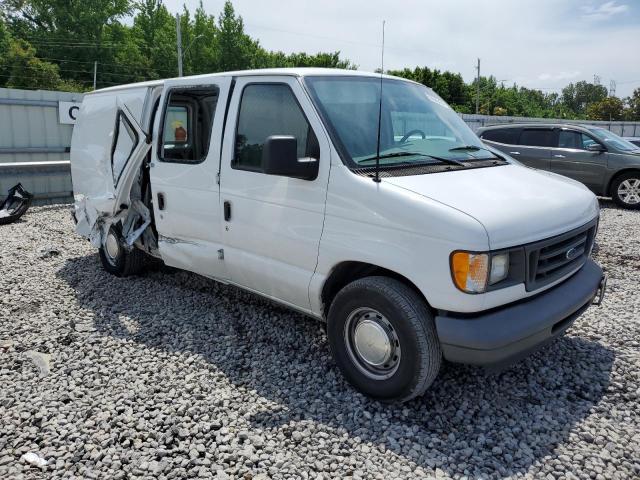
[519,129,555,147]
[159,87,219,164]
[481,128,520,145]
[234,83,317,171]
[111,112,138,186]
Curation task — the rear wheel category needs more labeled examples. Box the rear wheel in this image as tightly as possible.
[611,172,640,209]
[98,225,146,276]
[327,276,441,403]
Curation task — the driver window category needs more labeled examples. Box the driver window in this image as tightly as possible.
[234,83,318,172]
[558,130,598,150]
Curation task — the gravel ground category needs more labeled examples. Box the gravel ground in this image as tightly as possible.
[1,201,639,480]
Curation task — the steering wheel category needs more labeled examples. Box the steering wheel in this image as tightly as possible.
[399,129,426,143]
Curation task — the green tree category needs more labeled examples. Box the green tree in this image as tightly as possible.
[128,0,178,79]
[386,66,468,108]
[586,96,625,121]
[2,0,133,87]
[624,88,640,120]
[561,81,608,117]
[214,1,256,71]
[3,38,81,91]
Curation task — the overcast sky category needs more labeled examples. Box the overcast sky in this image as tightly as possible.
[163,0,640,97]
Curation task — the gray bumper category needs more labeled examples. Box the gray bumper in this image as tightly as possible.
[435,258,604,367]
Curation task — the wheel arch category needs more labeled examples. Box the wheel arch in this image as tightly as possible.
[607,168,640,196]
[320,261,431,319]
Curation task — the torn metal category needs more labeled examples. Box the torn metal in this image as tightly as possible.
[0,183,34,225]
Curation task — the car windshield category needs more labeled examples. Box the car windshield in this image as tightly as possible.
[589,128,640,152]
[304,76,496,167]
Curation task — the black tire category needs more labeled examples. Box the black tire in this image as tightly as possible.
[327,276,441,403]
[98,224,146,277]
[611,172,640,209]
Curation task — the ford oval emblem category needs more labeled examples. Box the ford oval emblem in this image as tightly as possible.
[565,247,580,260]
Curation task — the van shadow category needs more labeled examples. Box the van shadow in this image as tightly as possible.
[56,254,614,478]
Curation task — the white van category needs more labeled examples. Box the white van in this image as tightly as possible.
[70,68,606,402]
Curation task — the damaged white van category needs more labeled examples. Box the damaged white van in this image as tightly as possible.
[71,68,607,402]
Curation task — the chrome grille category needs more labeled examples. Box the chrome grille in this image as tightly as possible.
[525,220,597,291]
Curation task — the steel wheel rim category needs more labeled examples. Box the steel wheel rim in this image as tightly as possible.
[344,307,401,380]
[618,178,640,205]
[105,231,121,265]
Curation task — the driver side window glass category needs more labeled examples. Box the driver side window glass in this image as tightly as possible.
[234,84,316,171]
[557,130,598,150]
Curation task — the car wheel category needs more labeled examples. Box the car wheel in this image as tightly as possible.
[611,172,640,209]
[98,225,146,276]
[327,276,441,403]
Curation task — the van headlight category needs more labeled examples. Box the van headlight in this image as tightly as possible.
[451,251,510,293]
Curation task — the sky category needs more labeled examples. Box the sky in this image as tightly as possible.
[163,0,640,97]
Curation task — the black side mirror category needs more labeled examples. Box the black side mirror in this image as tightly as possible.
[587,143,606,153]
[262,135,318,181]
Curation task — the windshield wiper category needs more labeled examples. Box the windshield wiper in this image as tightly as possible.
[449,145,486,152]
[359,151,467,167]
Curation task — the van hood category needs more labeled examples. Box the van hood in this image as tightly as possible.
[384,164,599,249]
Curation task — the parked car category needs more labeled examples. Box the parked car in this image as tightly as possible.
[623,137,640,148]
[478,123,640,209]
[70,69,606,402]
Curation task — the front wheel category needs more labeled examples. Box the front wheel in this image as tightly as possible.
[611,172,640,209]
[327,276,441,403]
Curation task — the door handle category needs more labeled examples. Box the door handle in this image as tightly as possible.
[157,193,165,210]
[553,154,565,158]
[509,151,520,155]
[224,200,231,221]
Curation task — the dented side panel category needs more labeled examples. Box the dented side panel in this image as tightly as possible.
[70,87,153,249]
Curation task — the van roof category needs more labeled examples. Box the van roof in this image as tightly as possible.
[90,68,420,95]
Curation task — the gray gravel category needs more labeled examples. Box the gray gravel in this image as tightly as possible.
[1,200,639,479]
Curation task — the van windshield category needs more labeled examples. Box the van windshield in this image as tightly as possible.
[304,76,496,167]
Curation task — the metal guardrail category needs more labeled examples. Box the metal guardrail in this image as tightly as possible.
[0,147,70,154]
[0,160,70,169]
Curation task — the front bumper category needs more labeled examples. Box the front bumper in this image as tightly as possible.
[435,258,605,367]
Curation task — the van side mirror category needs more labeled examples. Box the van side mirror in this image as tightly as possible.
[262,135,318,181]
[587,143,606,153]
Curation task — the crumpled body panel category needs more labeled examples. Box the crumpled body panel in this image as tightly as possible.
[70,87,153,251]
[0,183,34,225]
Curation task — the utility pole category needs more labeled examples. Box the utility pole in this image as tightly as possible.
[176,13,183,77]
[93,61,97,90]
[475,58,481,114]
[609,79,616,97]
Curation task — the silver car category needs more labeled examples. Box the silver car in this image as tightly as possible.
[478,123,640,209]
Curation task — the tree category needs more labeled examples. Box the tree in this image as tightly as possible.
[561,81,608,116]
[586,97,625,121]
[386,66,468,108]
[3,38,81,91]
[214,1,256,71]
[2,0,133,88]
[624,88,640,120]
[129,0,178,79]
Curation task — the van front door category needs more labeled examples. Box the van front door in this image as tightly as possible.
[150,76,232,280]
[219,76,330,312]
